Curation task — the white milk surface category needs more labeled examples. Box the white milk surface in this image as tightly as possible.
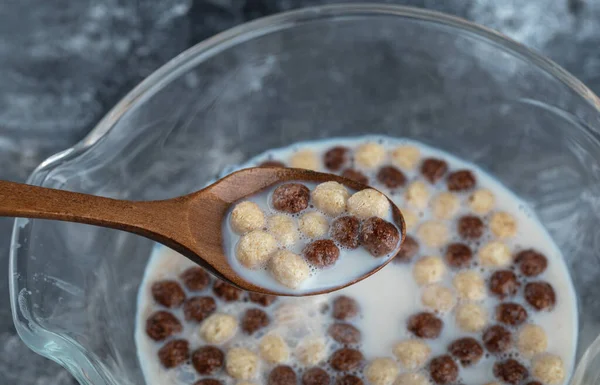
[135,136,578,385]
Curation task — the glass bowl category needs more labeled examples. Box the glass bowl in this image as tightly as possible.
[9,4,600,385]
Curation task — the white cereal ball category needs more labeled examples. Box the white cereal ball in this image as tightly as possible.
[431,192,460,220]
[393,339,431,370]
[479,241,512,267]
[517,324,548,357]
[347,189,390,219]
[226,347,260,380]
[468,189,495,214]
[453,271,486,301]
[236,230,278,268]
[394,372,430,385]
[401,208,419,230]
[490,211,517,239]
[421,284,456,313]
[355,143,386,168]
[296,338,327,366]
[274,303,304,325]
[269,250,310,288]
[364,357,399,385]
[299,211,330,238]
[417,221,449,248]
[312,181,350,216]
[230,201,265,234]
[391,145,421,170]
[405,181,429,209]
[268,215,298,247]
[199,313,238,343]
[455,303,488,332]
[413,256,446,285]
[532,354,565,385]
[290,150,320,171]
[237,382,258,385]
[259,334,290,363]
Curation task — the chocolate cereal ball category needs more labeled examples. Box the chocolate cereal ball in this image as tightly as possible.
[158,339,189,368]
[230,201,265,235]
[328,323,362,344]
[429,355,458,384]
[455,303,488,332]
[421,158,448,183]
[331,216,360,249]
[393,340,431,370]
[391,145,421,170]
[336,375,364,385]
[194,380,223,385]
[236,230,278,268]
[494,360,529,385]
[377,166,407,189]
[304,240,340,267]
[192,346,224,375]
[532,354,565,385]
[242,308,270,335]
[259,334,289,364]
[270,250,310,288]
[445,243,473,268]
[483,325,512,353]
[347,189,390,219]
[200,313,238,344]
[468,188,495,214]
[268,365,297,385]
[268,215,299,247]
[303,367,330,385]
[453,271,486,301]
[359,217,400,257]
[517,324,548,358]
[299,212,330,238]
[448,337,483,366]
[405,181,430,209]
[152,280,185,308]
[421,284,456,313]
[248,292,277,307]
[272,183,310,213]
[407,312,443,339]
[342,169,369,185]
[431,192,460,220]
[490,211,517,239]
[479,241,512,267]
[290,150,320,171]
[324,146,349,171]
[364,358,399,385]
[330,348,364,371]
[516,249,548,277]
[226,347,260,380]
[312,181,350,216]
[184,296,217,322]
[394,372,430,385]
[447,170,476,191]
[333,296,359,320]
[180,267,211,291]
[489,270,519,298]
[396,235,419,263]
[457,215,484,240]
[355,143,386,168]
[417,221,449,248]
[146,311,182,341]
[524,281,556,311]
[297,338,327,366]
[213,280,243,302]
[413,256,446,285]
[496,303,528,326]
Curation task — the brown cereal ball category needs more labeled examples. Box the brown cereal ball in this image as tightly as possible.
[342,169,369,185]
[526,382,543,385]
[447,170,476,191]
[303,367,330,385]
[290,150,320,171]
[524,282,556,311]
[333,296,359,320]
[241,308,270,335]
[364,358,399,385]
[184,296,217,322]
[405,181,430,209]
[489,270,519,298]
[337,375,364,385]
[421,284,456,313]
[355,143,386,168]
[393,339,431,370]
[213,280,243,302]
[401,208,419,231]
[457,215,484,239]
[297,338,327,366]
[192,345,225,375]
[377,166,407,188]
[455,303,488,332]
[328,323,361,344]
[479,241,512,267]
[248,292,277,307]
[391,145,421,170]
[417,221,449,248]
[448,337,483,366]
[312,182,350,216]
[394,372,430,385]
[532,354,565,385]
[152,280,185,308]
[200,313,238,343]
[230,201,265,235]
[330,348,364,371]
[431,192,460,220]
[180,267,211,291]
[268,215,299,247]
[517,324,548,358]
[468,189,495,214]
[236,230,278,269]
[194,379,223,385]
[260,334,290,364]
[413,256,446,285]
[347,189,390,219]
[516,249,548,277]
[421,158,448,183]
[359,217,400,257]
[304,240,340,267]
[429,355,458,384]
[453,271,486,301]
[445,243,473,268]
[483,325,512,353]
[490,211,517,239]
[158,339,189,368]
[299,212,330,238]
[259,160,286,168]
[270,250,310,288]
[396,235,419,263]
[324,146,350,171]
[146,311,182,341]
[494,359,529,385]
[331,216,360,249]
[226,347,260,380]
[272,183,310,213]
[407,312,443,339]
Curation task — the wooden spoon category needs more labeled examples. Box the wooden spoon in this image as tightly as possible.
[0,167,405,296]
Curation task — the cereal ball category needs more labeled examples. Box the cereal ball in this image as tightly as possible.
[405,181,430,209]
[517,324,548,357]
[532,354,565,385]
[457,215,484,239]
[516,249,548,277]
[453,271,486,301]
[290,150,320,170]
[347,189,390,219]
[407,312,443,339]
[429,354,458,384]
[184,296,217,322]
[192,346,225,375]
[525,281,556,311]
[194,380,222,385]
[483,325,512,353]
[413,256,446,285]
[494,359,528,385]
[330,348,364,371]
[230,201,265,234]
[199,313,238,343]
[338,375,365,385]
[455,303,487,332]
[394,372,430,385]
[328,323,361,344]
[241,308,270,335]
[421,284,456,313]
[391,145,421,170]
[324,146,350,171]
[331,216,360,249]
[213,280,243,302]
[146,311,183,341]
[479,241,512,267]
[377,166,407,188]
[312,181,350,216]
[303,368,330,385]
[260,334,290,364]
[393,340,431,369]
[342,168,369,185]
[364,358,399,385]
[445,243,473,268]
[297,338,327,366]
[268,215,298,247]
[270,250,310,289]
[448,337,483,366]
[396,235,419,263]
[237,383,258,385]
[152,280,185,308]
[236,231,278,268]
[417,221,449,248]
[489,270,519,298]
[355,143,386,168]
[447,170,476,191]
[360,217,401,257]
[333,296,359,320]
[421,158,448,183]
[299,212,330,238]
[304,240,340,267]
[180,267,211,291]
[401,208,419,230]
[431,192,459,220]
[468,189,495,214]
[248,292,277,307]
[273,183,310,213]
[226,348,259,380]
[490,211,517,239]
[159,339,189,368]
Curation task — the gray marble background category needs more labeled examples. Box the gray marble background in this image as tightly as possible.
[0,0,599,383]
